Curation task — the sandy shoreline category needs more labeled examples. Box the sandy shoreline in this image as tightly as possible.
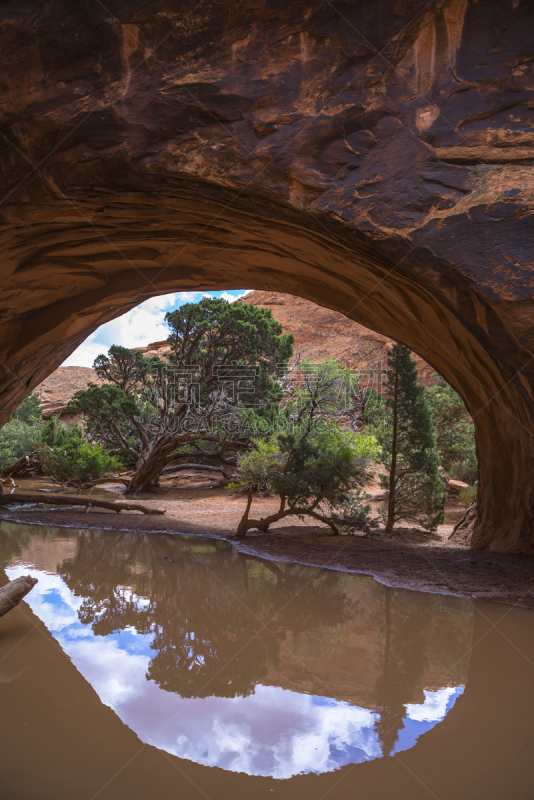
[1,474,533,603]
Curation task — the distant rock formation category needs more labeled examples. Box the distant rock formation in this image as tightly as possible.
[239,291,435,385]
[35,367,104,421]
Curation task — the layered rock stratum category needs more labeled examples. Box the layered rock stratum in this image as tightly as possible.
[1,0,533,551]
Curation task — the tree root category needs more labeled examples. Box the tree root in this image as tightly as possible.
[449,500,476,545]
[236,494,339,537]
[0,492,165,515]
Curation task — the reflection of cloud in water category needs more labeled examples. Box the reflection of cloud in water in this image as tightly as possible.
[7,566,464,779]
[149,687,380,778]
[406,687,462,722]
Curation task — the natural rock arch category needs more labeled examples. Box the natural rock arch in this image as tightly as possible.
[1,0,533,552]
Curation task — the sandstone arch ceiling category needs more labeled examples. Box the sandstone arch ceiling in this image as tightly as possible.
[0,0,533,551]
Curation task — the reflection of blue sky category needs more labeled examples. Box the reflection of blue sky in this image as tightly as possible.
[7,565,464,779]
[394,687,464,755]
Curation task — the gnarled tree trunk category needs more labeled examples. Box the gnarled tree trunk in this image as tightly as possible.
[236,491,340,537]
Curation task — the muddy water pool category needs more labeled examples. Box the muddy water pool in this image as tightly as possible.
[0,521,533,799]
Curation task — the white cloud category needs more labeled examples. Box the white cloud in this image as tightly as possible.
[8,564,381,778]
[63,290,252,368]
[405,687,459,722]
[220,290,252,303]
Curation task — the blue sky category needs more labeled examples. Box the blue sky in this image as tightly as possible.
[63,289,251,368]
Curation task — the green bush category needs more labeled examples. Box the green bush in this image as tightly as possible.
[0,393,44,470]
[10,392,43,425]
[233,424,378,536]
[351,431,380,464]
[0,418,44,471]
[229,438,286,493]
[39,419,122,483]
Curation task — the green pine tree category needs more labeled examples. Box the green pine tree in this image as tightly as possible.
[378,344,446,532]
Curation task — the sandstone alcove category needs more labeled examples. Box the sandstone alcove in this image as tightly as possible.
[1,0,533,552]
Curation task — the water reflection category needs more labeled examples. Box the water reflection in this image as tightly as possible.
[1,524,472,778]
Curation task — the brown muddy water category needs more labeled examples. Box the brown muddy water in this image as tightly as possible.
[0,521,533,800]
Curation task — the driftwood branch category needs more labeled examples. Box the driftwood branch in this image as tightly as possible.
[0,576,38,618]
[0,453,39,477]
[0,492,165,516]
[78,477,131,489]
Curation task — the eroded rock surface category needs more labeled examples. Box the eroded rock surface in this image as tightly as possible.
[0,0,533,551]
[240,291,435,384]
[35,366,103,420]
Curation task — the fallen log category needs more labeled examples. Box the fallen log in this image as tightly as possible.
[0,492,165,516]
[1,453,37,477]
[160,463,228,477]
[0,575,38,619]
[78,477,131,489]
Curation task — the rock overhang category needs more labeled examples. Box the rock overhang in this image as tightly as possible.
[1,0,533,551]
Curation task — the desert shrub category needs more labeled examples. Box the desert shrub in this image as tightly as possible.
[0,393,44,470]
[0,419,44,470]
[232,438,286,492]
[38,419,122,483]
[10,392,43,424]
[232,424,378,536]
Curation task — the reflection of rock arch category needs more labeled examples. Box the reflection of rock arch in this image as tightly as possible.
[1,0,534,551]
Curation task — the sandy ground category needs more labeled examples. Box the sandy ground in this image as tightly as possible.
[1,471,533,602]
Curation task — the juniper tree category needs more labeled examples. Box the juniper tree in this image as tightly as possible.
[233,359,379,536]
[69,297,294,494]
[233,426,378,536]
[378,344,446,532]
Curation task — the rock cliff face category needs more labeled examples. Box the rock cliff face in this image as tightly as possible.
[240,290,435,384]
[0,0,533,551]
[35,367,104,420]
